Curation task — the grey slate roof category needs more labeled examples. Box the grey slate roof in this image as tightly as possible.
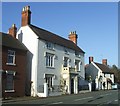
[94,62,113,74]
[1,32,28,51]
[29,24,85,53]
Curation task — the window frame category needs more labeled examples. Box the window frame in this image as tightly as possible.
[5,71,15,92]
[75,60,80,71]
[46,42,54,50]
[75,51,80,58]
[64,47,69,55]
[6,50,16,65]
[46,53,55,68]
[63,57,69,67]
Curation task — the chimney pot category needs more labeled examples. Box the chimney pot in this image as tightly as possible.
[21,6,31,26]
[12,24,15,27]
[68,31,78,44]
[102,59,107,65]
[8,24,17,38]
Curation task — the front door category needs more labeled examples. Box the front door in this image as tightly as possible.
[71,78,74,94]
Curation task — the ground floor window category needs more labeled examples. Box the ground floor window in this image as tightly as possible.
[6,74,14,91]
[5,71,15,92]
[45,77,53,88]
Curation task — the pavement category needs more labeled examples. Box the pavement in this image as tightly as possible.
[2,90,91,103]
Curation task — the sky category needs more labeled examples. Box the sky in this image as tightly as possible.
[1,2,118,67]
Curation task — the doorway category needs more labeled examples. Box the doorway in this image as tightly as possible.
[71,78,74,94]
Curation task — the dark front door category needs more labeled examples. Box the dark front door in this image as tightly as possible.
[71,78,74,94]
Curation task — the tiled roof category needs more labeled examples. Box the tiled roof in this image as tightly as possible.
[29,24,85,53]
[94,62,113,74]
[1,32,28,51]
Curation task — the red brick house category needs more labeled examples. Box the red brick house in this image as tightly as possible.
[1,24,28,98]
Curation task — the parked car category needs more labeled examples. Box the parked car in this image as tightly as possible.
[111,83,120,90]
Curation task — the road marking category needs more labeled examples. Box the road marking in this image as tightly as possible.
[100,93,111,97]
[114,99,118,102]
[51,102,63,104]
[74,96,93,101]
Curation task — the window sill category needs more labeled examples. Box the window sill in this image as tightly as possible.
[5,90,15,93]
[6,63,16,66]
[46,66,55,69]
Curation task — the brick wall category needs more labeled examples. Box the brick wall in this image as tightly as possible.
[2,46,27,98]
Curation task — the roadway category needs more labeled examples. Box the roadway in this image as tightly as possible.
[2,90,119,105]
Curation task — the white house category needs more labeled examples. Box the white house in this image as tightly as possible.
[85,57,114,91]
[16,6,85,97]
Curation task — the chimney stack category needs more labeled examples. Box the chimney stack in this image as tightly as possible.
[102,59,107,65]
[8,24,17,38]
[89,56,94,64]
[21,6,31,26]
[68,31,78,44]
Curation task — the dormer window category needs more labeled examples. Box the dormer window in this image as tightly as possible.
[46,42,54,50]
[6,50,16,65]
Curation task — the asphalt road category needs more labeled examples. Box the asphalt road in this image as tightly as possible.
[2,90,119,105]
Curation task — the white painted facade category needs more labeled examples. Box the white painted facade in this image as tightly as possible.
[16,25,85,97]
[85,62,114,90]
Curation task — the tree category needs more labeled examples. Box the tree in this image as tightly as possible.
[111,65,120,84]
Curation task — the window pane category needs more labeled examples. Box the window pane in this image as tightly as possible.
[6,74,14,90]
[8,56,14,63]
[46,77,52,88]
[64,57,68,67]
[46,42,54,50]
[7,50,15,64]
[46,53,54,67]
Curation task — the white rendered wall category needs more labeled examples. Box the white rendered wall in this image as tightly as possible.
[37,39,85,93]
[17,26,39,96]
[17,26,85,96]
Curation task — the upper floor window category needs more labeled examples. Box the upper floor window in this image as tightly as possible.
[75,51,80,58]
[75,60,80,71]
[46,53,54,67]
[63,57,69,67]
[110,74,112,78]
[46,42,54,50]
[64,48,69,55]
[7,50,15,65]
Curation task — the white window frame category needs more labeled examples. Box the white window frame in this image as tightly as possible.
[46,53,54,68]
[6,50,16,65]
